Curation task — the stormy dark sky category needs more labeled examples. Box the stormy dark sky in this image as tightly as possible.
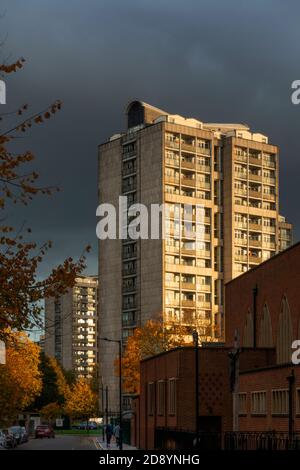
[1,0,300,290]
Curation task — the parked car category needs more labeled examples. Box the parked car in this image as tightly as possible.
[9,426,28,444]
[78,421,97,430]
[0,429,17,449]
[35,425,55,439]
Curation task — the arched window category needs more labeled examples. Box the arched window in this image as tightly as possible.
[258,304,273,347]
[276,296,292,364]
[243,310,253,347]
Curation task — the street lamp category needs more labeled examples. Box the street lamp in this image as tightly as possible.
[100,337,123,450]
[192,330,199,448]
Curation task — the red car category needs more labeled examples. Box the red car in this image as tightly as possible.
[35,425,55,439]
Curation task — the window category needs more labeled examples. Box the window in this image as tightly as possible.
[251,391,266,415]
[168,378,176,415]
[147,382,155,415]
[272,389,289,415]
[238,393,247,415]
[157,381,166,416]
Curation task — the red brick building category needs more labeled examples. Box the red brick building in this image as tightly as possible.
[132,243,300,449]
[132,346,275,449]
[225,242,300,440]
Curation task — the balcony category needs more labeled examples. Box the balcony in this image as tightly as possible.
[198,301,211,309]
[197,283,211,292]
[197,147,211,156]
[248,173,262,182]
[235,221,248,229]
[235,254,248,262]
[182,299,196,307]
[181,142,196,153]
[235,171,247,180]
[165,175,180,185]
[263,225,276,234]
[249,155,262,166]
[181,248,196,256]
[197,249,211,258]
[165,281,180,289]
[235,188,247,196]
[235,238,247,246]
[165,140,180,149]
[263,193,276,202]
[235,153,247,163]
[198,181,211,190]
[182,229,196,239]
[263,241,276,249]
[248,239,261,247]
[181,177,196,187]
[249,222,262,231]
[249,255,262,263]
[181,282,196,290]
[263,177,276,185]
[166,157,180,167]
[263,159,276,169]
[198,164,211,173]
[249,189,262,199]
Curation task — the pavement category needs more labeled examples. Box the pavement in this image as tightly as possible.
[94,437,136,451]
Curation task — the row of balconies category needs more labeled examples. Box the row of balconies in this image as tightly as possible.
[165,281,211,292]
[235,153,276,168]
[235,172,276,185]
[234,238,276,249]
[165,141,211,155]
[166,158,211,173]
[235,221,276,233]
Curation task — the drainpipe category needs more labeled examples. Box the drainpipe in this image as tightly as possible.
[252,285,258,348]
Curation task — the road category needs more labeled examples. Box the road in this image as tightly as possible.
[15,434,97,450]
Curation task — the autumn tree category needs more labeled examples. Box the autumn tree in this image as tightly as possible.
[64,377,98,421]
[40,402,62,424]
[0,57,89,342]
[117,319,194,394]
[0,331,42,426]
[29,352,71,411]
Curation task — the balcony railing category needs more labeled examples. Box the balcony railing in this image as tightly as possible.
[165,140,180,149]
[197,147,211,156]
[248,173,262,182]
[248,239,261,247]
[197,164,211,173]
[225,431,300,451]
[249,222,262,230]
[181,299,196,307]
[263,192,276,201]
[181,282,196,290]
[181,142,196,153]
[181,177,196,187]
[249,189,262,198]
[263,159,276,169]
[249,155,262,165]
[166,157,180,167]
[263,225,276,233]
[235,153,247,163]
[165,175,180,185]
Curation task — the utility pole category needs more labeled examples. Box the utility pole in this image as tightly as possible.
[100,337,123,450]
[229,329,240,434]
[192,330,199,448]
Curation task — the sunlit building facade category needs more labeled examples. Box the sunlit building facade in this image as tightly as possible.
[98,101,292,411]
[44,275,98,379]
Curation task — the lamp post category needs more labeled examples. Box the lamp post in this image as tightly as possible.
[192,330,199,448]
[100,337,123,450]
